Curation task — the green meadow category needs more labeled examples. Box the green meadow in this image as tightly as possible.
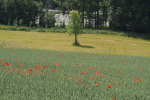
[0,30,150,100]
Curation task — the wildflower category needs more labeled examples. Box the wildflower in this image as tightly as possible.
[19,64,23,66]
[0,60,3,61]
[83,66,87,68]
[1,62,5,64]
[12,67,17,69]
[140,67,145,68]
[107,85,113,88]
[78,75,81,76]
[14,71,17,73]
[112,98,117,100]
[96,82,101,85]
[68,78,72,80]
[27,69,33,74]
[7,70,11,72]
[90,76,95,79]
[16,68,20,70]
[95,72,100,74]
[3,68,7,70]
[35,70,40,72]
[88,68,94,70]
[78,81,82,84]
[16,60,19,61]
[118,69,122,71]
[5,62,10,66]
[42,66,46,68]
[82,72,87,74]
[97,74,103,76]
[100,68,104,70]
[74,64,77,66]
[52,70,56,72]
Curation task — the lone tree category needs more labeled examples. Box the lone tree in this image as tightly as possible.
[67,10,83,45]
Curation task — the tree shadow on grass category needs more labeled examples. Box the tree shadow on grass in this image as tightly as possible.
[74,44,94,48]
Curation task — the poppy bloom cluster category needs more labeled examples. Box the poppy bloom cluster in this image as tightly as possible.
[135,78,143,82]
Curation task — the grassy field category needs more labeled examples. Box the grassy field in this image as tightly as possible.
[0,48,150,100]
[0,30,150,57]
[0,30,150,100]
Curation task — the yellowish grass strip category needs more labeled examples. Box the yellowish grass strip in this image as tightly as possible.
[0,30,150,57]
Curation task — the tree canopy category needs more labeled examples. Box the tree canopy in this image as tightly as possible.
[67,10,83,45]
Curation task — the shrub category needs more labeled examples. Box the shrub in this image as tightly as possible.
[17,27,30,31]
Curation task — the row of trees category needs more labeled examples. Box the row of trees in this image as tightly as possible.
[0,0,150,33]
[0,0,56,28]
[53,0,150,33]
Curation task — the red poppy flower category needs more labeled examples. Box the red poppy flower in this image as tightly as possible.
[1,62,5,64]
[3,68,7,70]
[108,70,112,72]
[88,68,94,70]
[90,76,95,79]
[97,74,103,76]
[83,66,87,68]
[5,62,10,66]
[19,64,23,66]
[7,70,11,72]
[0,60,3,61]
[16,60,19,61]
[95,72,100,74]
[112,98,117,100]
[42,66,46,68]
[16,68,20,70]
[68,78,72,80]
[107,85,113,88]
[27,69,33,73]
[140,67,145,68]
[82,72,87,74]
[52,70,56,72]
[35,70,40,72]
[78,81,82,84]
[118,69,122,71]
[96,82,101,85]
[12,67,17,69]
[14,71,17,73]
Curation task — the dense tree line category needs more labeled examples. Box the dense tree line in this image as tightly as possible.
[53,0,150,33]
[0,0,55,28]
[0,0,150,33]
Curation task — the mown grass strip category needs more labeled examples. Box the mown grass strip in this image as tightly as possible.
[0,30,150,57]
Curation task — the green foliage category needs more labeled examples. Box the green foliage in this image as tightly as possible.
[17,27,31,32]
[0,48,150,99]
[39,10,56,28]
[67,10,83,45]
[3,0,43,26]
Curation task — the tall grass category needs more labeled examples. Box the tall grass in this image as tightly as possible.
[0,48,150,100]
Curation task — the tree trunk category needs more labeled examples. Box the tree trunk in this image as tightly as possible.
[75,33,78,44]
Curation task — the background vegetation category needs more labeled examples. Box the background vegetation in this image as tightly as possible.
[0,0,150,34]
